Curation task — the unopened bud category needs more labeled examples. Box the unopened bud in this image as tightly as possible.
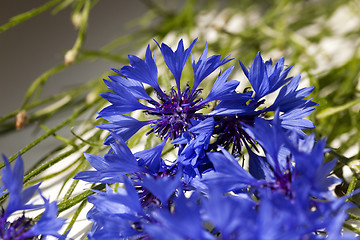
[72,13,82,29]
[65,49,78,65]
[15,110,27,130]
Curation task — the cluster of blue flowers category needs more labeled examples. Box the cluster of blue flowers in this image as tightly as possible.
[73,39,358,239]
[2,38,354,239]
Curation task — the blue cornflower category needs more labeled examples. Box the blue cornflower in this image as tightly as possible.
[209,52,317,153]
[202,113,338,199]
[200,117,357,239]
[245,114,340,199]
[98,39,234,143]
[0,155,65,240]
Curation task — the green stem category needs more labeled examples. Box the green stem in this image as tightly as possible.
[24,157,82,187]
[1,98,101,169]
[57,160,87,199]
[65,0,92,64]
[63,180,80,201]
[39,123,78,148]
[26,145,66,175]
[57,183,105,214]
[23,147,80,184]
[346,176,357,196]
[348,212,360,221]
[21,62,79,108]
[317,99,360,120]
[63,199,88,235]
[0,79,97,124]
[70,127,103,147]
[344,223,360,234]
[80,50,128,63]
[1,119,70,168]
[0,0,63,34]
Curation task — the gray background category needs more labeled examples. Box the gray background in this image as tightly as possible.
[0,0,149,168]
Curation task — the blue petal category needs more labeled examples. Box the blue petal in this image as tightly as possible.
[202,66,241,104]
[120,45,165,96]
[134,140,166,174]
[74,170,124,183]
[106,75,153,101]
[88,179,143,217]
[2,154,23,195]
[75,135,141,182]
[240,54,296,101]
[208,93,254,116]
[267,57,293,93]
[248,148,275,181]
[175,118,214,167]
[156,39,197,93]
[145,190,212,240]
[203,188,256,239]
[239,59,249,78]
[248,52,269,100]
[24,192,65,239]
[1,154,41,217]
[98,90,153,116]
[87,207,139,239]
[279,108,315,136]
[270,66,293,93]
[268,74,317,112]
[185,117,214,136]
[98,115,151,144]
[191,42,232,92]
[83,153,110,171]
[244,115,284,172]
[140,172,181,204]
[202,149,258,192]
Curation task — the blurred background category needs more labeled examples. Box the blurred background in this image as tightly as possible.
[0,0,359,238]
[0,0,149,167]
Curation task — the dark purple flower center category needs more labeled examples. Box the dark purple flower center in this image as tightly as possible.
[0,208,36,240]
[145,86,205,140]
[210,115,257,154]
[264,155,294,198]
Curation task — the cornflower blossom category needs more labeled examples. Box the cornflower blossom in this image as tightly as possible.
[209,52,317,153]
[199,115,356,239]
[0,155,65,240]
[98,39,316,156]
[201,113,339,198]
[98,38,233,143]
